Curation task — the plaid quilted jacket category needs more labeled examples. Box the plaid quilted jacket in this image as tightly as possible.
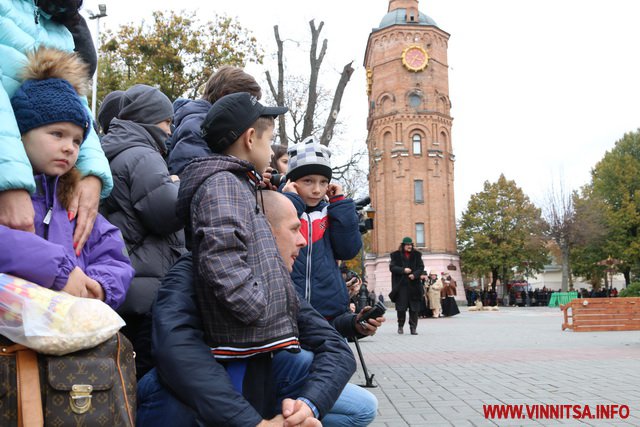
[177,155,300,358]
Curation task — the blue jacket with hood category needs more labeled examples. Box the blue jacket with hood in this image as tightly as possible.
[166,98,212,175]
[285,193,362,319]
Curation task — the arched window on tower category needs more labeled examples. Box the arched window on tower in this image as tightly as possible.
[383,131,393,151]
[408,92,421,109]
[412,134,422,155]
[440,131,448,150]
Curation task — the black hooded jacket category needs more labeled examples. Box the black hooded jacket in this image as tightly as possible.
[100,118,185,316]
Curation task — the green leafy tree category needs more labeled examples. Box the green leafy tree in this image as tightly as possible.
[570,186,610,287]
[590,129,640,284]
[95,10,263,104]
[619,281,640,297]
[458,174,549,289]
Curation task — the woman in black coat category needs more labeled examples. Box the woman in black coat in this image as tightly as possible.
[389,237,424,335]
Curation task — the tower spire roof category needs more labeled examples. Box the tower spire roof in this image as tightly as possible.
[388,0,419,13]
[378,0,437,29]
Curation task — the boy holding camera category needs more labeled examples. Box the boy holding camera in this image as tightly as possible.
[282,138,381,426]
[282,138,363,321]
[282,138,385,335]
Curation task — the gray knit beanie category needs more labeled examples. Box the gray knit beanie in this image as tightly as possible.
[286,137,332,182]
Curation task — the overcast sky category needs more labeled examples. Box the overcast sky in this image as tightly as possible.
[83,0,640,219]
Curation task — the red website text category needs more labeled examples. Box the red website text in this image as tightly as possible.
[483,404,630,420]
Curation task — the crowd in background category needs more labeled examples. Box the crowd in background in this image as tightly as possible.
[464,285,621,307]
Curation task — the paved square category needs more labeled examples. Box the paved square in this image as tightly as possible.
[348,306,640,426]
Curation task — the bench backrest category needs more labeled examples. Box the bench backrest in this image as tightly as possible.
[561,297,640,332]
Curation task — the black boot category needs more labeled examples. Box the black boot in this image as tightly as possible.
[409,310,418,335]
[397,310,406,335]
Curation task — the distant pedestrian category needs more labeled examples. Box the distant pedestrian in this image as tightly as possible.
[441,274,460,317]
[389,237,424,335]
[427,271,443,318]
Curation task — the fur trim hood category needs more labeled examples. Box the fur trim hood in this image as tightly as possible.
[20,46,90,95]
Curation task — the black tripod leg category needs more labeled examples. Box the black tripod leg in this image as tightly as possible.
[353,336,377,388]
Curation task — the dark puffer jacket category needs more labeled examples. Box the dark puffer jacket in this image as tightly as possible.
[153,253,356,425]
[166,98,212,175]
[100,118,185,316]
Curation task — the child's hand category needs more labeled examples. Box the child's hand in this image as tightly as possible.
[260,168,278,191]
[355,306,386,336]
[282,180,298,194]
[62,267,104,301]
[86,278,105,301]
[326,182,343,199]
[62,267,92,298]
[346,277,361,297]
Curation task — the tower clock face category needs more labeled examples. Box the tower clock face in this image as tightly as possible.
[401,45,429,72]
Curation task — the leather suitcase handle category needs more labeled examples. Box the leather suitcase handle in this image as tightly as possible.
[16,349,43,427]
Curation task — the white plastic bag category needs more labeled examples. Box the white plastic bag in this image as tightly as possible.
[0,273,125,355]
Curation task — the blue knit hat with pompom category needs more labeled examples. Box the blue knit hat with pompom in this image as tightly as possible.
[11,77,90,140]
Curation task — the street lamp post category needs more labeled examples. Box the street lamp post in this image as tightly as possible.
[360,206,375,279]
[88,4,107,117]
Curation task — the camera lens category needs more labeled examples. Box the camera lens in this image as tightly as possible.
[270,173,286,187]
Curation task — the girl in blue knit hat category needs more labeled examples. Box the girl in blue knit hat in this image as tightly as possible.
[0,0,113,256]
[0,47,133,309]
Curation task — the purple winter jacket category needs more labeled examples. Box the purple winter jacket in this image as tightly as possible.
[0,174,133,309]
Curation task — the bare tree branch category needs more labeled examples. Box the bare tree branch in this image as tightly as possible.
[542,179,575,292]
[320,61,354,146]
[303,20,326,139]
[189,72,212,99]
[265,71,277,101]
[267,25,288,146]
[264,19,352,147]
[332,149,368,199]
[331,150,365,181]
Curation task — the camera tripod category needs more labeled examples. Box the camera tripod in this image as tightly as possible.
[353,336,377,388]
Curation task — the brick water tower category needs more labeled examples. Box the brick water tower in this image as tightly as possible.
[363,0,462,298]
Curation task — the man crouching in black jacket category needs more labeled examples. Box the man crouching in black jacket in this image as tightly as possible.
[137,191,357,426]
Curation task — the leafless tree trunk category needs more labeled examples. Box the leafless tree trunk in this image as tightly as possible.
[265,19,353,148]
[302,20,326,140]
[543,180,575,292]
[265,25,287,145]
[320,61,354,146]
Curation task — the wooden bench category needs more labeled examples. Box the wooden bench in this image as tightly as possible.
[561,297,640,332]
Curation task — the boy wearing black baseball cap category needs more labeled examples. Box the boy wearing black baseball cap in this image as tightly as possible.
[176,92,301,361]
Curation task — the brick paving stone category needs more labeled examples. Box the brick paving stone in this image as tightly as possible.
[348,306,640,426]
